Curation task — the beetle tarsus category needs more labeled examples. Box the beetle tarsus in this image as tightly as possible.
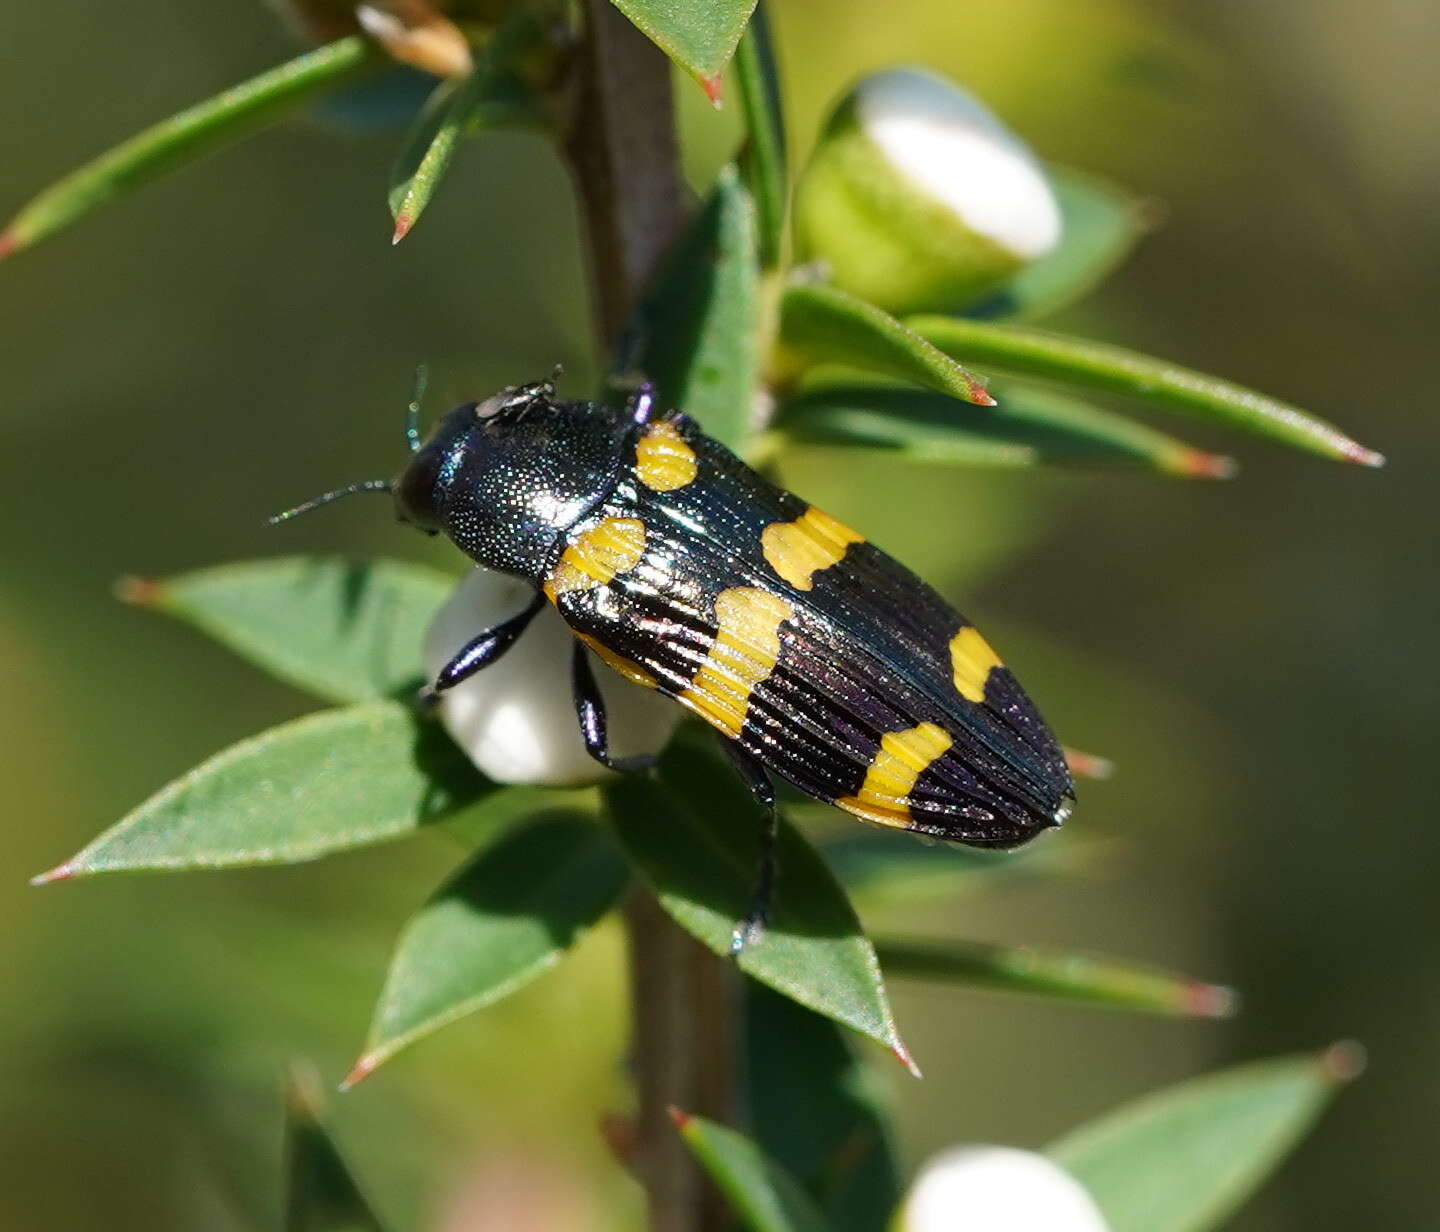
[572,642,660,773]
[721,739,779,958]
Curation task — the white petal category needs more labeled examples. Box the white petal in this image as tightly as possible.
[424,568,679,787]
[900,1145,1109,1232]
[857,69,1061,260]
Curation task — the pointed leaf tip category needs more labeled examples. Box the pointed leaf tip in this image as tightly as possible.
[1063,747,1114,780]
[338,1053,378,1092]
[30,862,76,886]
[894,1038,923,1079]
[1179,449,1239,479]
[0,229,16,261]
[1183,981,1239,1019]
[392,212,413,245]
[1321,1039,1366,1083]
[113,574,162,606]
[668,1105,693,1131]
[700,74,724,106]
[1344,443,1385,468]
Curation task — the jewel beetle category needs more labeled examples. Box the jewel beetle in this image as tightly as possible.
[274,375,1074,946]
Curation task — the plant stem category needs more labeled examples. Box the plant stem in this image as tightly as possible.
[563,6,735,1230]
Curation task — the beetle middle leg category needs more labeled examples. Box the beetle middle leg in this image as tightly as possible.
[420,590,546,706]
[720,739,779,957]
[571,642,660,773]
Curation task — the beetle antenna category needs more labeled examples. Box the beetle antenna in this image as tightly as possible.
[406,363,428,453]
[268,479,391,525]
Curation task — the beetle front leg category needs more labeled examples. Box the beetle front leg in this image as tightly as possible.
[571,641,660,773]
[720,738,779,957]
[420,590,546,706]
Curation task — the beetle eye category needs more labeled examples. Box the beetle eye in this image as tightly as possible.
[394,447,443,529]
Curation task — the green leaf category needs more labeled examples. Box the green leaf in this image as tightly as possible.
[976,167,1151,323]
[778,283,994,407]
[907,315,1384,466]
[675,1112,832,1232]
[609,0,759,99]
[389,12,542,242]
[348,811,627,1083]
[774,380,1235,477]
[0,38,378,260]
[604,737,914,1072]
[733,5,786,269]
[745,983,900,1232]
[633,164,761,450]
[1048,1044,1365,1232]
[285,1067,388,1232]
[32,701,536,881]
[121,556,453,704]
[875,938,1236,1019]
[822,828,1092,909]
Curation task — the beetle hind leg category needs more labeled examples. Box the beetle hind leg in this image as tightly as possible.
[720,739,779,957]
[572,642,659,773]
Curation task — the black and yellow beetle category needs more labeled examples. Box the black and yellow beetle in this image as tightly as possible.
[276,375,1074,945]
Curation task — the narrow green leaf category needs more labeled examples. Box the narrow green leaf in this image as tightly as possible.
[774,380,1236,477]
[285,1067,388,1232]
[822,829,1092,909]
[348,811,627,1084]
[778,283,994,407]
[633,165,761,450]
[907,315,1384,466]
[1048,1044,1365,1232]
[875,938,1236,1019]
[604,738,914,1072]
[975,167,1151,323]
[733,5,786,268]
[388,12,541,242]
[32,701,534,881]
[675,1112,831,1232]
[745,983,900,1232]
[1,38,378,260]
[609,0,759,100]
[121,557,453,704]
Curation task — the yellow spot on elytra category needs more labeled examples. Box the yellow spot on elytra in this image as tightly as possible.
[577,633,657,689]
[635,421,699,491]
[679,587,794,738]
[949,626,1002,704]
[544,517,646,601]
[760,507,864,590]
[838,722,954,828]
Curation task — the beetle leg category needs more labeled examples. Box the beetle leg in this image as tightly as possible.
[572,641,660,773]
[421,590,546,705]
[720,739,779,957]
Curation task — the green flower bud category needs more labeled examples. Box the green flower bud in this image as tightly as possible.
[794,68,1062,316]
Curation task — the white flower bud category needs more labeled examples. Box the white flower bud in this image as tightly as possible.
[795,68,1062,315]
[896,1145,1109,1232]
[424,568,678,787]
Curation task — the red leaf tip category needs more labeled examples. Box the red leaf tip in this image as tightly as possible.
[1342,442,1385,468]
[0,229,17,261]
[892,1037,923,1080]
[31,862,77,886]
[392,212,414,245]
[667,1105,693,1131]
[1064,747,1114,781]
[1179,449,1239,480]
[114,574,161,606]
[1321,1039,1367,1083]
[1182,981,1239,1019]
[338,1053,379,1091]
[699,74,724,108]
[972,386,997,407]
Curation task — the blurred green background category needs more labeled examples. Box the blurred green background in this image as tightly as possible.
[1,1,1434,1227]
